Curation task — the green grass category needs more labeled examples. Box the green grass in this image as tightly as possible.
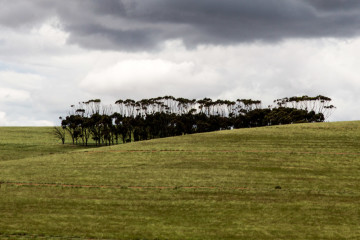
[0,127,89,162]
[1,122,360,239]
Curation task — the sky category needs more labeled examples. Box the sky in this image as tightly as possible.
[1,0,360,126]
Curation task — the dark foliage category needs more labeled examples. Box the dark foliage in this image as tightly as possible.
[58,95,334,145]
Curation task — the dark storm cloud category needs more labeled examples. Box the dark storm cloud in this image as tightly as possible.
[305,0,360,11]
[1,0,360,50]
[67,24,159,51]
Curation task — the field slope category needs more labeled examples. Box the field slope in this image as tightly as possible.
[1,122,360,239]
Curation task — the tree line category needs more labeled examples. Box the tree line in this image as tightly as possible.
[53,95,335,146]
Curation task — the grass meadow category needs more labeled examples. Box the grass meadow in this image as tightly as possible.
[1,122,360,239]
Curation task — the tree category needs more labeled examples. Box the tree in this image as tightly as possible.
[52,126,66,144]
[59,95,335,146]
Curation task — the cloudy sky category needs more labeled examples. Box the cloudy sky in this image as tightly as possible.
[1,0,360,125]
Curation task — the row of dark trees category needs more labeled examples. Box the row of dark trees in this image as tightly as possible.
[54,95,335,146]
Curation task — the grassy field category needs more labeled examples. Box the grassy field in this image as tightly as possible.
[0,127,88,162]
[1,122,360,239]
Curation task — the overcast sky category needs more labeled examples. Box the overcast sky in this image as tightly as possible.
[1,0,360,126]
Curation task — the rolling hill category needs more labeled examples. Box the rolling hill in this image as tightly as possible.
[1,121,360,239]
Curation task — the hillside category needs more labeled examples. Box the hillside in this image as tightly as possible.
[0,127,87,162]
[1,122,360,239]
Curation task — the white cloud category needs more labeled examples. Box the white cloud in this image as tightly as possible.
[2,20,360,125]
[34,18,69,46]
[0,111,53,126]
[0,112,7,125]
[0,71,44,90]
[80,58,222,99]
[0,22,97,126]
[78,37,360,121]
[0,87,30,102]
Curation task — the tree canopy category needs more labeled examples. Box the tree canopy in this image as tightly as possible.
[55,95,334,146]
